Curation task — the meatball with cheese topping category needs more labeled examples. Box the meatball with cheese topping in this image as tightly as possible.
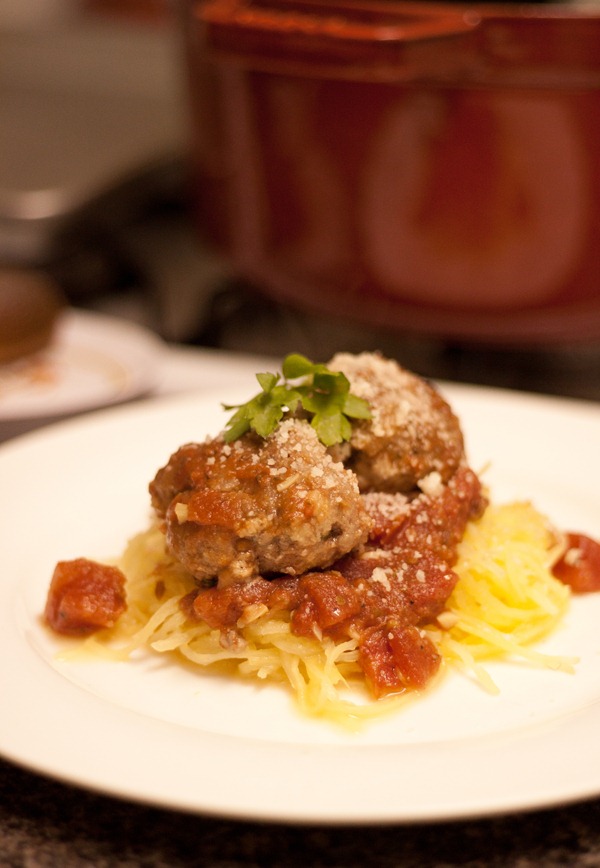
[328,352,465,494]
[150,418,371,588]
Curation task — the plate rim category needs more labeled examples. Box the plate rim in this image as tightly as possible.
[1,380,600,825]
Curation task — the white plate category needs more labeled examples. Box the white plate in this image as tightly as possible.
[1,382,600,825]
[0,308,164,439]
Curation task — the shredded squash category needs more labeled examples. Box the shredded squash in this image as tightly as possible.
[434,501,574,693]
[84,500,574,728]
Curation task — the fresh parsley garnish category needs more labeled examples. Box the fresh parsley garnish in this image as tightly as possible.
[222,353,371,447]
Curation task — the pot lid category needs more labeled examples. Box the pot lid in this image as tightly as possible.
[197,0,600,85]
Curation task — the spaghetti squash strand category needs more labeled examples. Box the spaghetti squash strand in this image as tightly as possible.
[440,501,576,685]
[82,500,577,727]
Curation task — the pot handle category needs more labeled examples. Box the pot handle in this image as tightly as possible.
[200,0,480,47]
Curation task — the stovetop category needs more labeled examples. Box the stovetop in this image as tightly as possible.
[0,4,184,264]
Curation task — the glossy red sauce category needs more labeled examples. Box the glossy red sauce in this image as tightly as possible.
[552,533,600,594]
[45,558,127,636]
[44,483,600,698]
[186,466,487,697]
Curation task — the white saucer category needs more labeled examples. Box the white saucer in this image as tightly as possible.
[0,308,164,440]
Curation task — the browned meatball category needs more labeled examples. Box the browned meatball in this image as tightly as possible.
[150,419,371,588]
[328,352,465,494]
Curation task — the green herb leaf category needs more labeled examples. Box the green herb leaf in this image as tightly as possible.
[342,392,372,420]
[311,407,353,447]
[223,409,252,441]
[256,371,279,392]
[281,353,316,379]
[222,354,371,446]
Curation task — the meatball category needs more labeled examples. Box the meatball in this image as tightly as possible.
[328,352,465,493]
[150,418,371,588]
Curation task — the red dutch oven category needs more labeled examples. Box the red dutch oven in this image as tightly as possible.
[181,0,600,344]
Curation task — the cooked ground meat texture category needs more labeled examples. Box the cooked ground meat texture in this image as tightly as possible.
[150,418,371,588]
[327,352,465,494]
[185,464,487,696]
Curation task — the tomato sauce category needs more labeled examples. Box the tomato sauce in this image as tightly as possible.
[44,471,600,699]
[553,533,600,594]
[45,558,127,636]
[186,466,487,697]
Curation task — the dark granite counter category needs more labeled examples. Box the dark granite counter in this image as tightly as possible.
[3,756,600,867]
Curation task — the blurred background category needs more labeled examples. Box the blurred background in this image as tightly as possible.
[1,0,600,403]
